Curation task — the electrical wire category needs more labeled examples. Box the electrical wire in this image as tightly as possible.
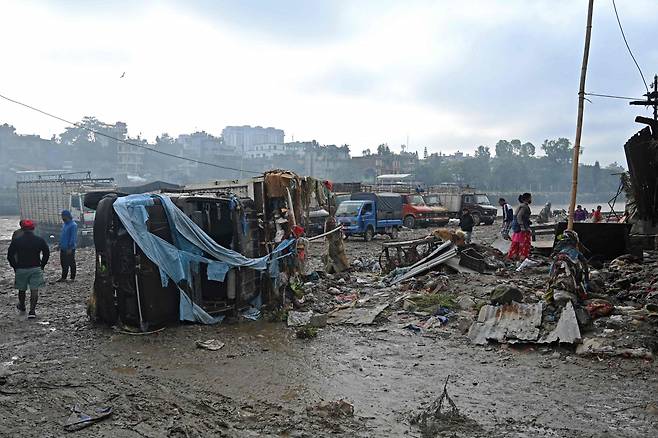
[584,92,642,100]
[612,0,649,95]
[0,92,261,175]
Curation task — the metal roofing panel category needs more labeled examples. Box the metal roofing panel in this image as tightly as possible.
[468,302,543,345]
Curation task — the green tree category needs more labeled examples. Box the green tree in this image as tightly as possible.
[541,137,573,165]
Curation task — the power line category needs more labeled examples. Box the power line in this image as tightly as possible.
[0,92,261,175]
[584,92,642,100]
[612,0,649,94]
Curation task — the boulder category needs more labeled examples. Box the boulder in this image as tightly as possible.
[490,285,523,305]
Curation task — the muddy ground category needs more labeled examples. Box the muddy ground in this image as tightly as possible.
[1,224,657,437]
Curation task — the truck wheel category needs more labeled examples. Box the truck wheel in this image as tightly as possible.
[364,227,374,242]
[471,213,481,226]
[404,215,416,229]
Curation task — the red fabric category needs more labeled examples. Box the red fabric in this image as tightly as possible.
[508,230,531,260]
[292,225,305,238]
[592,210,602,223]
[323,180,334,191]
[21,219,35,231]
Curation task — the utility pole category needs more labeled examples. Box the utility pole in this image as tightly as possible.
[567,0,594,231]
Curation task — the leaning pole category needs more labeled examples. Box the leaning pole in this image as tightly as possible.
[568,0,594,231]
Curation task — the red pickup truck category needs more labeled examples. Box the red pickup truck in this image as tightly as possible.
[400,194,449,228]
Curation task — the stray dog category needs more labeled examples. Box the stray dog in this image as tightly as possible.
[432,228,466,246]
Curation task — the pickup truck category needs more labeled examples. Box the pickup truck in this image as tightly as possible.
[400,194,450,229]
[424,189,497,225]
[336,192,403,241]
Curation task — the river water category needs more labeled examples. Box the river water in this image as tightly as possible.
[0,216,19,241]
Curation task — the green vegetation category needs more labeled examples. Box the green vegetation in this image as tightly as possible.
[408,293,458,313]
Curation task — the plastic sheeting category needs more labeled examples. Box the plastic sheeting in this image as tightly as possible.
[113,194,295,324]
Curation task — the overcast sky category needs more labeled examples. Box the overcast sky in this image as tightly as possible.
[0,0,656,166]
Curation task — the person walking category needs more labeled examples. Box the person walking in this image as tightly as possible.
[507,193,533,262]
[57,210,78,282]
[459,207,475,244]
[7,220,50,318]
[498,198,513,240]
[592,205,603,223]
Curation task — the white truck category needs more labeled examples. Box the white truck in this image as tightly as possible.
[16,171,115,245]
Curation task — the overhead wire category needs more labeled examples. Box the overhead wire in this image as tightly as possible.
[612,0,649,95]
[0,92,261,175]
[584,92,642,101]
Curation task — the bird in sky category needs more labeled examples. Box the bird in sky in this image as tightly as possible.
[120,72,126,78]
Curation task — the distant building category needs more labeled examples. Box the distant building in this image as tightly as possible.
[222,125,284,153]
[177,131,238,179]
[351,150,419,182]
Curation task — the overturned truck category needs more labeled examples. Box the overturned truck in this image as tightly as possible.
[89,191,293,330]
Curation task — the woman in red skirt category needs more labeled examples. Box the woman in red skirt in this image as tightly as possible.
[508,193,532,261]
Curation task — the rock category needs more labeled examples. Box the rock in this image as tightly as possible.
[490,285,523,305]
[457,295,476,310]
[328,287,341,295]
[287,310,313,327]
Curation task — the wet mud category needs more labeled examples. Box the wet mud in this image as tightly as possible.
[0,226,657,437]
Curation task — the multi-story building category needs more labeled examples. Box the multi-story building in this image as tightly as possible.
[222,125,284,153]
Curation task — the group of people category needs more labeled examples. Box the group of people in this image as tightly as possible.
[6,210,78,318]
[574,204,603,223]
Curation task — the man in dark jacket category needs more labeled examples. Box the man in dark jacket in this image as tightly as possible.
[7,219,50,318]
[459,208,475,244]
[57,209,78,282]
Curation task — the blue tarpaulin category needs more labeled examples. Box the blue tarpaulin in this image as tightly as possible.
[113,194,295,324]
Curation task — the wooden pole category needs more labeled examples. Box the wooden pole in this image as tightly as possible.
[568,0,594,231]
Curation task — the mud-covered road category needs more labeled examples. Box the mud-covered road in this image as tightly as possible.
[1,225,657,437]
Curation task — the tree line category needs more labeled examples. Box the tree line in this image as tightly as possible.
[416,138,625,196]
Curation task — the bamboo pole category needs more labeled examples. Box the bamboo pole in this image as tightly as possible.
[568,0,594,231]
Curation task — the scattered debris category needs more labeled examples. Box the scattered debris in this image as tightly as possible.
[64,405,112,431]
[539,302,582,344]
[307,400,354,418]
[195,339,225,351]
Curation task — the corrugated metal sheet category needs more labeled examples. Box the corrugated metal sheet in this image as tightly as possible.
[468,302,543,345]
[539,301,581,344]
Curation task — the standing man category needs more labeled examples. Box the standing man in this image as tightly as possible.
[592,205,603,223]
[58,210,78,282]
[459,207,475,244]
[498,198,513,240]
[7,220,50,318]
[574,205,587,222]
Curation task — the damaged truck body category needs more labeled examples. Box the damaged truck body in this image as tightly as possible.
[87,170,328,330]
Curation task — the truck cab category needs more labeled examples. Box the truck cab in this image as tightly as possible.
[336,192,403,241]
[401,194,449,229]
[462,193,497,225]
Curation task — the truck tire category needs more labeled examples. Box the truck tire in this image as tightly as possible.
[404,215,416,229]
[364,227,374,242]
[471,213,481,226]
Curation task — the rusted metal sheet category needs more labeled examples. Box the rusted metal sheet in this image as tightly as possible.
[468,302,543,345]
[539,301,581,344]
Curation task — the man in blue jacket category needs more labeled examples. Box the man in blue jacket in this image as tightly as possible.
[57,210,78,282]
